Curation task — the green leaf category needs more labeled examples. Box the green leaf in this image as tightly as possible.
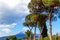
[42,0,54,6]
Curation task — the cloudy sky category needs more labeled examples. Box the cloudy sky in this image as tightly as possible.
[0,0,31,37]
[0,0,60,37]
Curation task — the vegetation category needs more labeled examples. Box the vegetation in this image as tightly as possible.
[27,0,60,40]
[27,0,48,40]
[5,36,17,40]
[24,30,33,40]
[36,36,60,40]
[23,19,35,40]
[24,13,38,40]
[5,35,60,40]
[5,36,22,40]
[17,38,22,40]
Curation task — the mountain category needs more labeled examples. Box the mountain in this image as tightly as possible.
[15,32,25,38]
[0,32,24,40]
[15,32,39,38]
[0,37,4,40]
[0,32,39,40]
[0,36,7,40]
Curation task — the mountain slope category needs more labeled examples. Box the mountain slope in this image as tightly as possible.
[15,32,25,38]
[0,32,39,40]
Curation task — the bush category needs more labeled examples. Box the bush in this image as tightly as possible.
[17,38,22,40]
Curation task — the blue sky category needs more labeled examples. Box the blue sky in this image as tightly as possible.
[0,0,60,37]
[0,0,30,37]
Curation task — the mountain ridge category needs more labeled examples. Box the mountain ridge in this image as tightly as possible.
[0,32,39,40]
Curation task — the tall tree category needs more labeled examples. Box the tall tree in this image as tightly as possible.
[41,0,60,40]
[28,0,60,40]
[42,1,54,40]
[42,0,60,40]
[24,30,33,40]
[25,13,48,40]
[23,22,34,40]
[28,0,48,40]
[30,14,38,40]
[37,14,48,40]
[25,14,38,40]
[23,14,37,40]
[30,13,48,40]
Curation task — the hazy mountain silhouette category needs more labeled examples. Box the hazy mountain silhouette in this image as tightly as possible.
[0,32,39,40]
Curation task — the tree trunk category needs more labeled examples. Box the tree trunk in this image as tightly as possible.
[38,26,44,40]
[49,9,53,40]
[38,24,47,40]
[38,32,40,40]
[38,27,42,40]
[38,23,47,40]
[38,26,43,40]
[28,27,33,40]
[29,30,32,40]
[29,34,32,40]
[40,30,43,40]
[34,26,36,40]
[49,15,52,40]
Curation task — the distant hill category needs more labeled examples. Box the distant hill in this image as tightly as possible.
[15,32,39,38]
[0,36,7,40]
[16,32,39,38]
[1,33,60,40]
[0,32,39,40]
[0,32,25,40]
[15,32,25,38]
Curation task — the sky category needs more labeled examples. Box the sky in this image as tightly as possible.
[0,0,60,37]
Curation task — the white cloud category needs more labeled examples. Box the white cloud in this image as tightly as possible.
[0,0,20,8]
[0,0,31,37]
[14,0,30,14]
[2,28,11,34]
[0,0,30,9]
[0,23,17,37]
[0,23,17,28]
[0,33,2,36]
[20,0,30,4]
[22,27,29,33]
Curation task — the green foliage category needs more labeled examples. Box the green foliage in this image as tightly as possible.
[43,37,49,40]
[5,35,60,40]
[42,0,60,7]
[37,36,60,40]
[58,36,60,40]
[8,36,17,40]
[5,36,22,40]
[5,38,9,40]
[24,30,32,39]
[25,13,48,23]
[27,0,60,40]
[26,0,60,40]
[23,21,35,27]
[28,0,44,13]
[41,24,47,37]
[17,38,22,40]
[25,9,48,38]
[42,0,54,6]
